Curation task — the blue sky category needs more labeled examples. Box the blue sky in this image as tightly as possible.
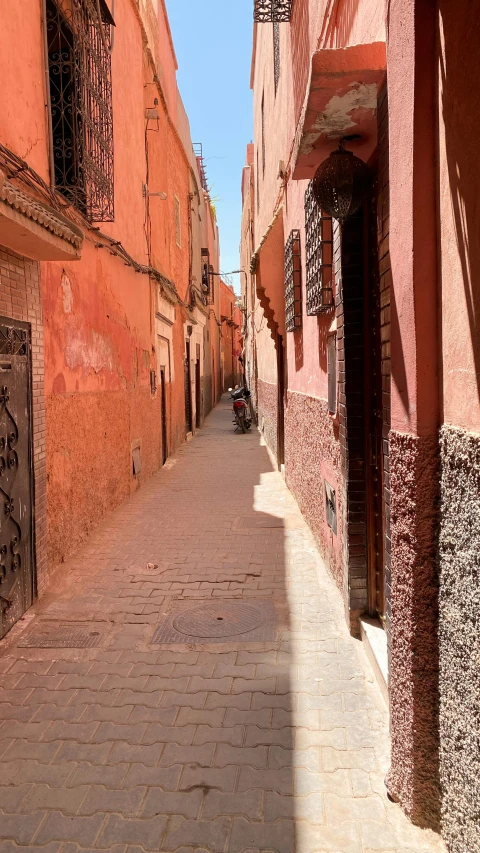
[165,0,253,293]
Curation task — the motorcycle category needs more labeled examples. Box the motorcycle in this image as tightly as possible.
[229,385,253,433]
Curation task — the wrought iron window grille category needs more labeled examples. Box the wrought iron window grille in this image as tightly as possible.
[45,0,115,222]
[201,249,215,305]
[261,94,266,177]
[284,229,302,333]
[254,0,292,22]
[305,181,334,314]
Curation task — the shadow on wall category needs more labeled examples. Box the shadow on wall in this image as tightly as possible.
[291,0,310,127]
[322,0,361,49]
[438,4,480,408]
[437,4,480,851]
[317,313,329,375]
[294,327,304,372]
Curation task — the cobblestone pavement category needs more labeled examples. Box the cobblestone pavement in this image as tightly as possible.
[0,398,445,853]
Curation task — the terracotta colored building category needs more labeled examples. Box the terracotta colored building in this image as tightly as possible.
[241,1,480,850]
[0,0,221,634]
[220,280,243,391]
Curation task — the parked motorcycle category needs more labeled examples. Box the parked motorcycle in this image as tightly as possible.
[229,385,252,433]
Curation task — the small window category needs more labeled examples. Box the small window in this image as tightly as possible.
[201,248,213,303]
[174,195,181,247]
[261,93,266,177]
[284,229,302,333]
[327,333,337,414]
[273,22,280,95]
[305,181,334,314]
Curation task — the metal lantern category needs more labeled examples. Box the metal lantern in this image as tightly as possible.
[312,141,370,223]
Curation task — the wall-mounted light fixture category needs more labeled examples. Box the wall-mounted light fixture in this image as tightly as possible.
[312,139,370,223]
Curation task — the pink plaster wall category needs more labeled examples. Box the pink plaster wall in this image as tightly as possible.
[251,0,385,401]
[437,3,480,433]
[387,0,438,438]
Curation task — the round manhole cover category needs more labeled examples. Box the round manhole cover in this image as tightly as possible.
[173,602,264,638]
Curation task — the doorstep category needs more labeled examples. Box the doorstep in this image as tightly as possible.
[360,616,389,705]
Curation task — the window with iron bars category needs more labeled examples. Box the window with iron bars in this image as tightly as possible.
[305,181,334,314]
[201,249,215,304]
[261,93,266,177]
[45,0,115,222]
[273,22,280,95]
[254,0,292,22]
[285,229,302,332]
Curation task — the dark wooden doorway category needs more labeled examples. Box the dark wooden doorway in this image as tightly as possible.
[0,318,34,640]
[195,354,201,429]
[185,340,192,434]
[365,85,390,627]
[276,333,285,466]
[160,368,168,466]
[365,183,386,623]
[212,350,215,404]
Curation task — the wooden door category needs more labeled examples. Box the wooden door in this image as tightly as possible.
[0,319,34,640]
[366,179,386,624]
[184,341,192,434]
[160,368,167,465]
[195,359,201,429]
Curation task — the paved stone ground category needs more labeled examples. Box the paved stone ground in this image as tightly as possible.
[0,398,446,853]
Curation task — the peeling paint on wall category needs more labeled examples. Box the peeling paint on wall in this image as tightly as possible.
[300,82,378,155]
[65,328,115,374]
[61,270,73,314]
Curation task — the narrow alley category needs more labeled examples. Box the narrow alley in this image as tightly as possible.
[0,400,444,853]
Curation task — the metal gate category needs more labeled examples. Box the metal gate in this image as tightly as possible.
[0,319,34,641]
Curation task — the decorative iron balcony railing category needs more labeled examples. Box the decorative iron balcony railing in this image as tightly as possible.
[285,229,302,332]
[254,0,292,23]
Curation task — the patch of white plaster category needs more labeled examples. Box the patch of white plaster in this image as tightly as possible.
[65,329,114,374]
[61,271,73,314]
[300,82,378,155]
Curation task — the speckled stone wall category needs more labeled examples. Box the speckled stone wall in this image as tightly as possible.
[387,430,440,829]
[439,425,480,853]
[285,390,343,592]
[258,378,277,458]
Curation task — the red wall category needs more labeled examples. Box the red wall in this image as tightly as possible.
[0,0,199,568]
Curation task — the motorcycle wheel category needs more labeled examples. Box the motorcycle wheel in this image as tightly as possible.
[240,415,247,433]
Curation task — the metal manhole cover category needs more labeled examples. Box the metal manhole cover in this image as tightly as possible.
[18,624,104,649]
[173,602,264,638]
[151,599,277,645]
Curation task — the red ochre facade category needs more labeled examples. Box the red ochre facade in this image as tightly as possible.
[0,1,222,576]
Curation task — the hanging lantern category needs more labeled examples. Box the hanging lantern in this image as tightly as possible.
[312,140,370,223]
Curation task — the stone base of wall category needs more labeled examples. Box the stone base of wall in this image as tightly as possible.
[46,385,161,568]
[258,379,277,458]
[439,425,480,853]
[285,390,343,594]
[387,430,440,830]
